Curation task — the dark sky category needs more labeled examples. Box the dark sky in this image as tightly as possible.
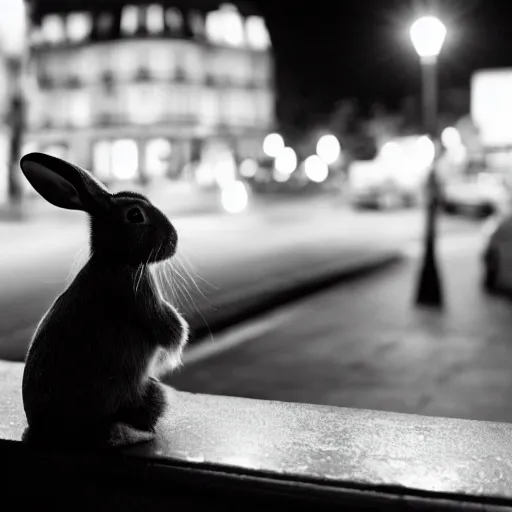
[34,1,512,127]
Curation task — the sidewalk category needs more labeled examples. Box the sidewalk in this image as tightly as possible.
[168,230,512,424]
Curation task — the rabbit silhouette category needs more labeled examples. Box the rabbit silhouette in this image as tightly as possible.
[20,153,189,450]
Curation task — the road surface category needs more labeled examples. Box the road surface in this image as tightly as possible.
[0,197,479,362]
[166,224,512,424]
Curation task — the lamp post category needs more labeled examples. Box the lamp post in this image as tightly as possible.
[0,0,28,218]
[410,15,446,307]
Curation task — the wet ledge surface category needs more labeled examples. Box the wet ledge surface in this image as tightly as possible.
[1,360,512,509]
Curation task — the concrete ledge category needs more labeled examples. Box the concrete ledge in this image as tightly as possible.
[2,360,512,510]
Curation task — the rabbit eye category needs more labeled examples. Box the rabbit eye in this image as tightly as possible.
[126,207,146,224]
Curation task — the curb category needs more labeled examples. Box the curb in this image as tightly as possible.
[187,252,404,342]
[0,252,403,363]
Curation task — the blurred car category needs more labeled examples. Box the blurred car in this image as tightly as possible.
[347,136,435,210]
[482,206,512,292]
[347,159,421,210]
[442,172,509,218]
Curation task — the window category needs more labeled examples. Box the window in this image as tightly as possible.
[93,139,139,182]
[146,4,165,34]
[96,12,115,38]
[206,4,246,47]
[123,84,167,125]
[92,140,112,181]
[66,12,92,43]
[205,9,223,45]
[68,91,91,127]
[246,16,271,50]
[166,8,183,33]
[121,5,140,36]
[112,139,139,180]
[189,11,205,38]
[180,43,204,83]
[145,139,172,178]
[111,44,140,82]
[41,15,66,45]
[220,4,245,47]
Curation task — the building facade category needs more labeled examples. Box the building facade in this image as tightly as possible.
[22,3,274,190]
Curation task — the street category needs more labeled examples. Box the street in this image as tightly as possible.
[0,196,475,361]
[167,224,512,424]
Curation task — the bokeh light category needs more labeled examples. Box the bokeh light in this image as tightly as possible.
[221,180,249,213]
[263,133,285,158]
[316,135,341,165]
[304,155,329,183]
[275,147,297,175]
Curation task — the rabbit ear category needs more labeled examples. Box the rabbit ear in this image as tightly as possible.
[20,152,110,212]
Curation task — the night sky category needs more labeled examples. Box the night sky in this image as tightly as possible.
[34,0,512,127]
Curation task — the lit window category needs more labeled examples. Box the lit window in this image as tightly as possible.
[220,4,245,47]
[111,139,138,180]
[166,8,183,32]
[67,12,92,42]
[246,16,271,50]
[121,5,140,35]
[145,138,172,177]
[41,15,66,45]
[146,4,165,34]
[205,10,223,44]
[206,4,245,47]
[93,141,112,181]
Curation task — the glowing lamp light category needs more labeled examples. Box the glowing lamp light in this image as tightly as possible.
[263,133,285,158]
[0,0,27,56]
[304,155,329,183]
[316,135,341,165]
[275,147,297,175]
[221,180,248,213]
[410,16,446,59]
[441,126,462,148]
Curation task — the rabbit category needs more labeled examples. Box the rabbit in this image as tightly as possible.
[19,152,189,450]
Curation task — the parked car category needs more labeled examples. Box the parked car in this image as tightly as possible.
[482,206,512,292]
[442,172,509,218]
[347,160,421,210]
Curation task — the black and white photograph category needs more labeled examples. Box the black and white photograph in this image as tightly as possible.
[1,0,512,509]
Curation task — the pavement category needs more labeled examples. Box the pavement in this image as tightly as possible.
[165,226,512,425]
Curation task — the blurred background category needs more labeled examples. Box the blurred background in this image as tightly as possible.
[3,0,512,423]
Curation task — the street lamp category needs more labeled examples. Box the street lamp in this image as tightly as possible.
[0,0,28,218]
[410,15,446,308]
